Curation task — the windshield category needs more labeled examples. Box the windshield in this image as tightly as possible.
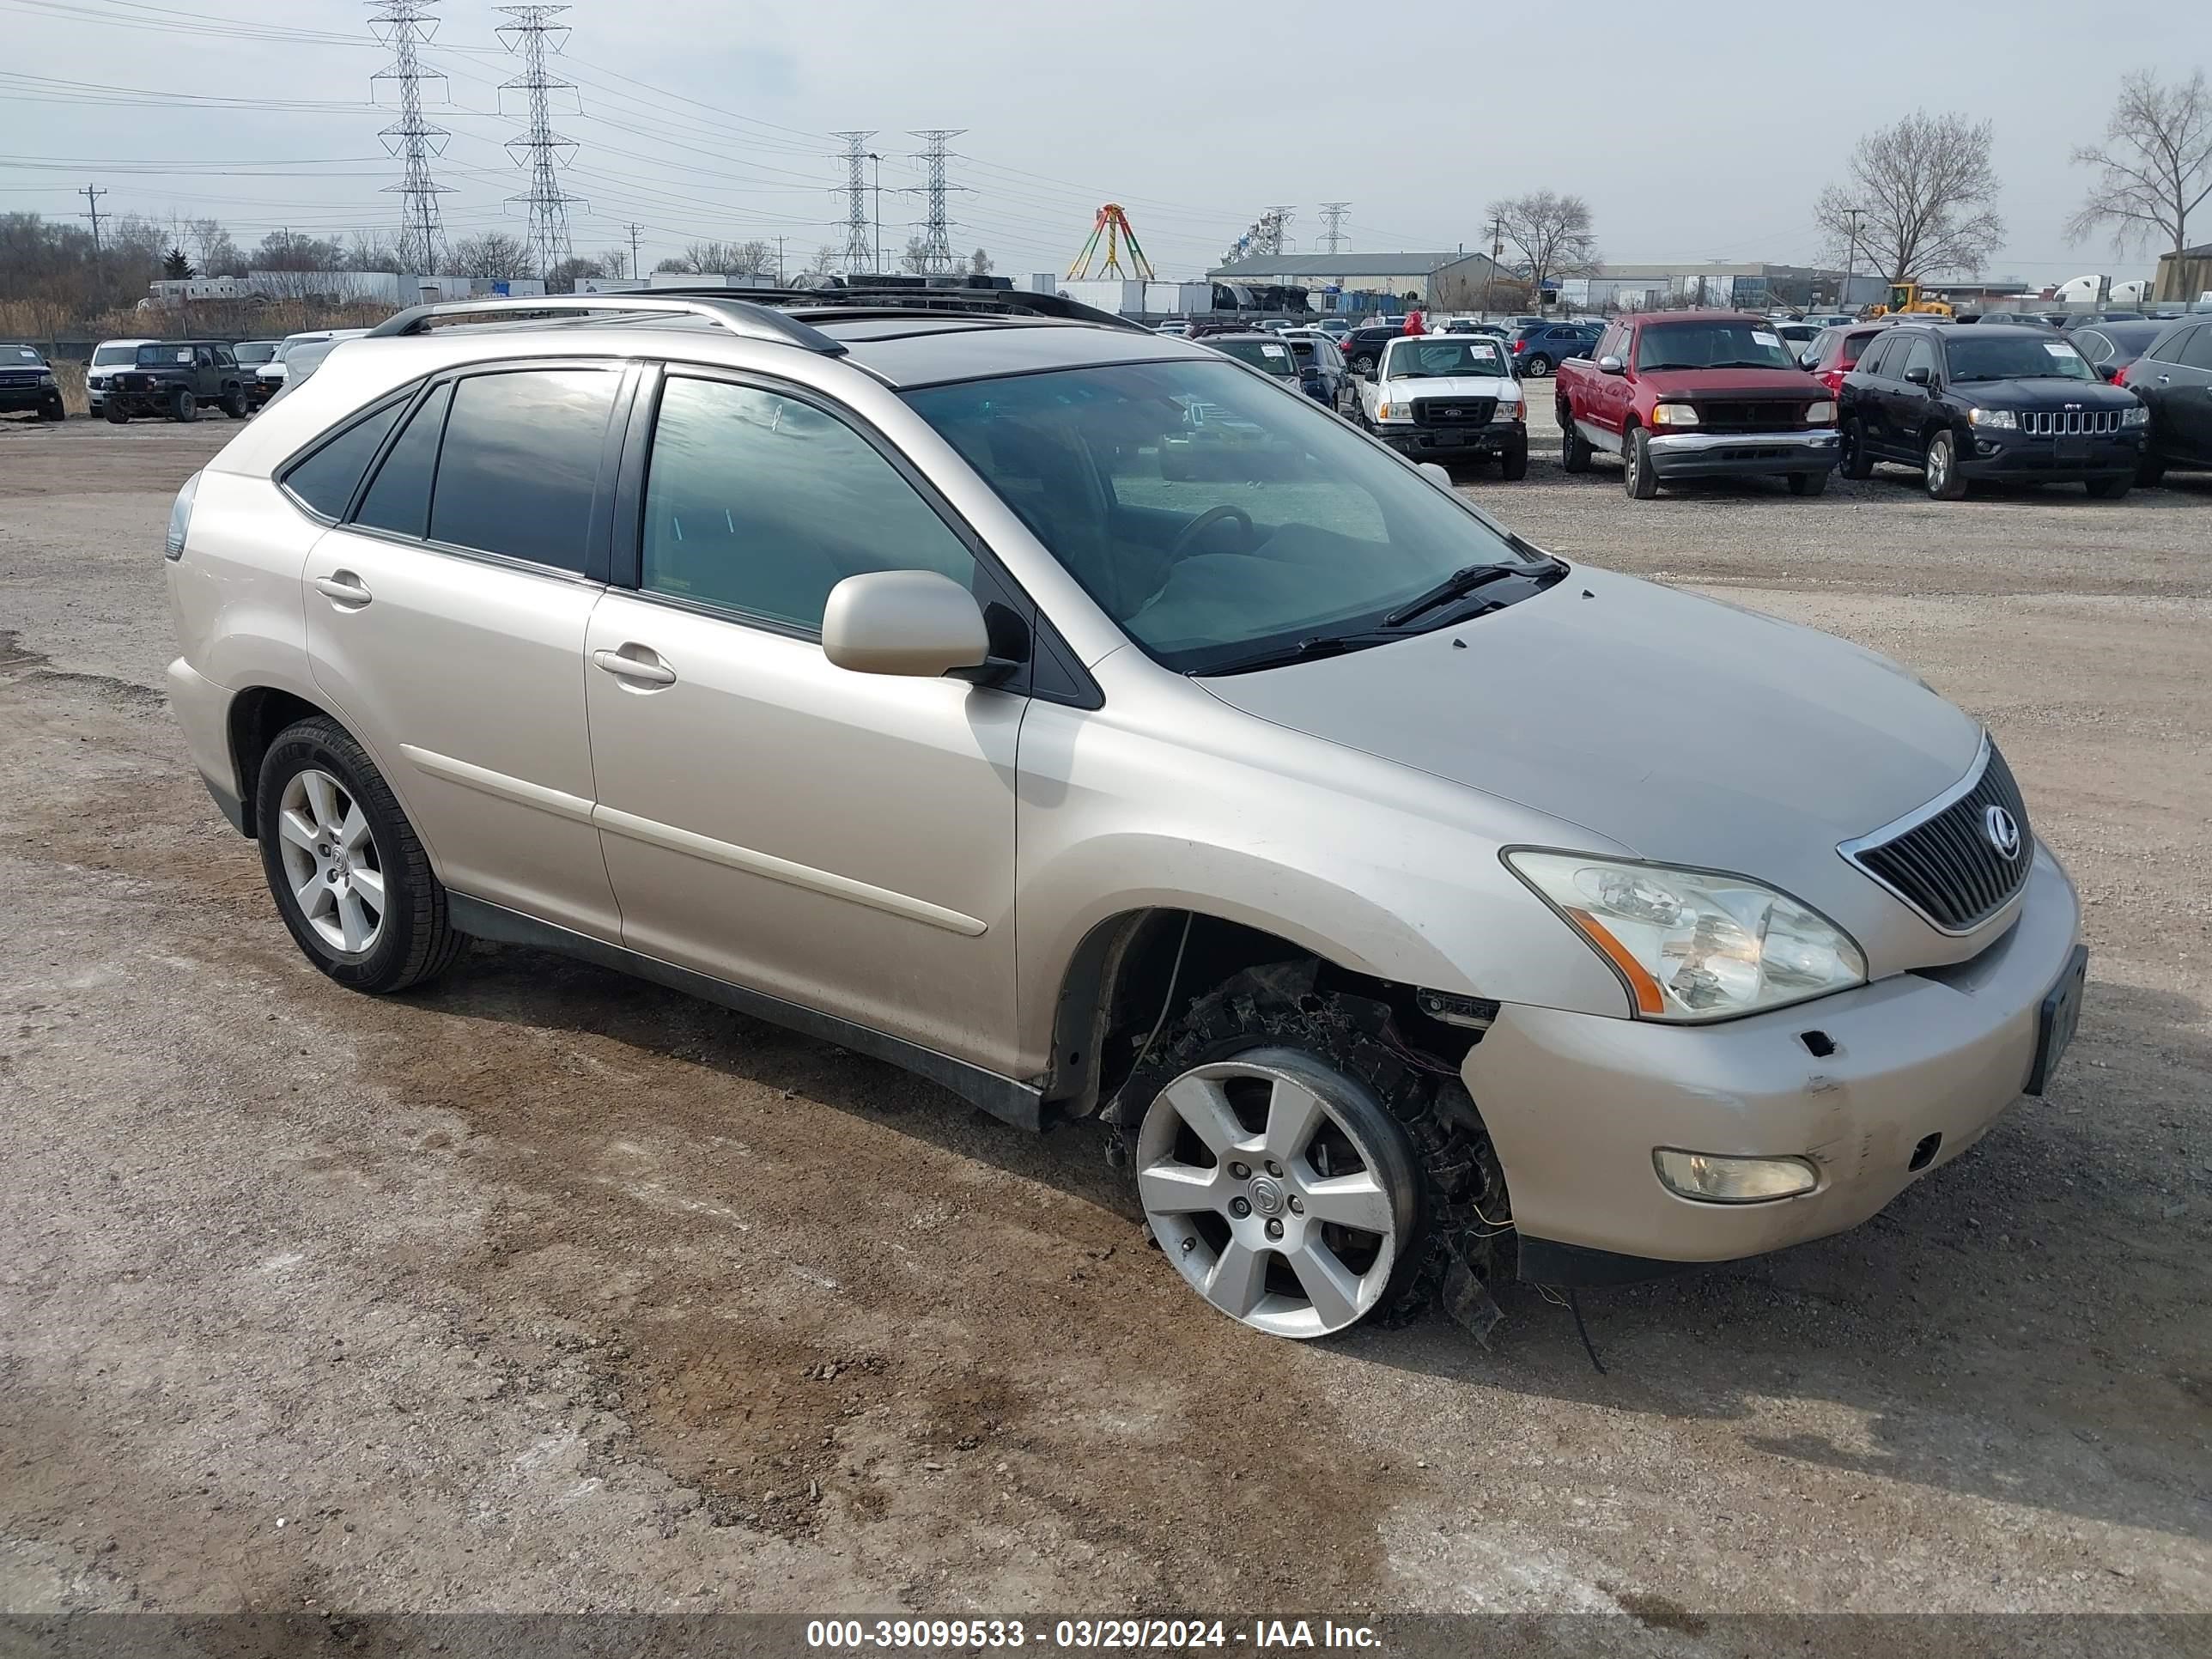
[1387,339,1508,378]
[135,345,196,367]
[9,345,41,364]
[1947,335,2094,382]
[92,344,142,366]
[233,341,279,364]
[1636,320,1798,371]
[904,360,1551,675]
[1213,338,1297,377]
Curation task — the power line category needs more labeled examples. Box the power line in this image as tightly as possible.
[495,3,582,277]
[830,131,874,276]
[368,0,451,276]
[908,128,965,276]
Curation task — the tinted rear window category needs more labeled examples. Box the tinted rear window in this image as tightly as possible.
[283,398,409,521]
[426,369,618,572]
[356,382,452,540]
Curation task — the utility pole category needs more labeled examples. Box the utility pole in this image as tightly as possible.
[79,183,106,258]
[909,130,967,276]
[1481,212,1503,317]
[496,4,585,280]
[871,153,882,276]
[831,131,875,276]
[775,234,786,286]
[368,0,452,277]
[626,222,642,280]
[1840,205,1866,310]
[1318,202,1350,258]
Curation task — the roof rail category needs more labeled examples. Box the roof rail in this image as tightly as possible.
[364,294,848,356]
[647,281,1152,335]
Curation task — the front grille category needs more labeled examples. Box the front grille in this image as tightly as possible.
[1413,397,1496,427]
[2021,408,2122,436]
[1689,400,1808,432]
[1842,740,2032,933]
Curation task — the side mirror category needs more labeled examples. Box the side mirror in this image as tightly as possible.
[1597,355,1626,375]
[822,569,989,678]
[1416,461,1454,489]
[1904,365,1933,386]
[1798,349,1819,370]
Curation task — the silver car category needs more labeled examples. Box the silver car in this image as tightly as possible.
[162,289,2086,1340]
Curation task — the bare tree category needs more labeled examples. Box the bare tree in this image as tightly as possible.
[346,234,404,273]
[656,240,775,276]
[257,229,346,270]
[1485,191,1599,299]
[2067,69,2212,259]
[968,247,993,276]
[1815,111,2005,281]
[186,218,246,276]
[900,236,931,276]
[791,242,842,286]
[545,253,606,293]
[447,233,536,280]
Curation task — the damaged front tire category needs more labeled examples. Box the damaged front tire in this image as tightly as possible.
[1115,966,1513,1340]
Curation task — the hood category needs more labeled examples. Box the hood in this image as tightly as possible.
[1635,367,1826,399]
[1950,376,2137,409]
[1385,374,1516,401]
[1199,567,1982,927]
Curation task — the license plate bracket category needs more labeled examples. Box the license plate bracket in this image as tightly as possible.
[2053,435,2091,463]
[2025,943,2088,1096]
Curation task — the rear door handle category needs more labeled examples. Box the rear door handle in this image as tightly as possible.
[313,571,371,608]
[592,647,677,686]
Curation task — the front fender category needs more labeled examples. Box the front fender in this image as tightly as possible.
[1011,689,1636,1079]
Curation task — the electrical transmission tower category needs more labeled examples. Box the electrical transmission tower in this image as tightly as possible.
[831,131,876,276]
[1263,205,1295,256]
[908,130,966,276]
[1319,202,1350,257]
[496,4,585,278]
[368,0,452,276]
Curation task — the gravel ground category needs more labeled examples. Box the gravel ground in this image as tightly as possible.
[1,407,2208,1626]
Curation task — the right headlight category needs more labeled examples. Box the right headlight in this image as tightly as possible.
[1504,851,1866,1022]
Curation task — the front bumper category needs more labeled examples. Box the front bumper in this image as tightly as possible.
[1962,429,2142,481]
[1378,422,1525,458]
[0,384,61,414]
[1647,427,1838,478]
[1466,846,2081,1282]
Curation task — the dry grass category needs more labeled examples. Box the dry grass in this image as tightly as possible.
[52,362,88,416]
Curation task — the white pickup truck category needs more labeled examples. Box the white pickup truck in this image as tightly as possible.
[1354,332,1528,478]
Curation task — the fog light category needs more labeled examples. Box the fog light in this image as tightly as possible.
[1653,1148,1819,1204]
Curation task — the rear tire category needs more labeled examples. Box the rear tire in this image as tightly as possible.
[1787,470,1829,496]
[1118,969,1510,1340]
[1560,413,1593,472]
[1923,428,1967,500]
[255,716,465,995]
[2086,473,2131,500]
[1839,417,1873,479]
[1623,423,1659,499]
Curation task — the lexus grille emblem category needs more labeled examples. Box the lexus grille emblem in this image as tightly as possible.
[1984,805,2022,861]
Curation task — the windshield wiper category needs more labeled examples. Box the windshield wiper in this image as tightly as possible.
[1199,630,1412,676]
[1382,560,1545,628]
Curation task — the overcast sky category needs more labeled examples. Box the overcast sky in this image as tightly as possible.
[4,0,2208,284]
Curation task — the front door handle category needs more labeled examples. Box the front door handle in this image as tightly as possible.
[592,646,677,686]
[313,571,371,608]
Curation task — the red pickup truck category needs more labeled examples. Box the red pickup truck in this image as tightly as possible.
[1554,311,1841,498]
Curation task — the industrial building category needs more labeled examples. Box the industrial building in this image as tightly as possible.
[1207,251,1511,313]
[1557,263,1887,312]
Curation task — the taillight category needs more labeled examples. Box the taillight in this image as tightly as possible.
[1823,369,1845,396]
[2112,362,2130,386]
[1511,337,1527,353]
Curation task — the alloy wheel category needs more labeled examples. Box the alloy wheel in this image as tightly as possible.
[1926,434,1950,494]
[275,767,386,954]
[1135,1058,1404,1339]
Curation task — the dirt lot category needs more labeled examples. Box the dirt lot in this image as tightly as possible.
[2,408,2208,1626]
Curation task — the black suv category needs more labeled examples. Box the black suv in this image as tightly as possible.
[2119,314,2212,486]
[1838,322,2146,499]
[1509,321,1601,377]
[1340,324,1403,375]
[0,342,65,422]
[104,341,257,423]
